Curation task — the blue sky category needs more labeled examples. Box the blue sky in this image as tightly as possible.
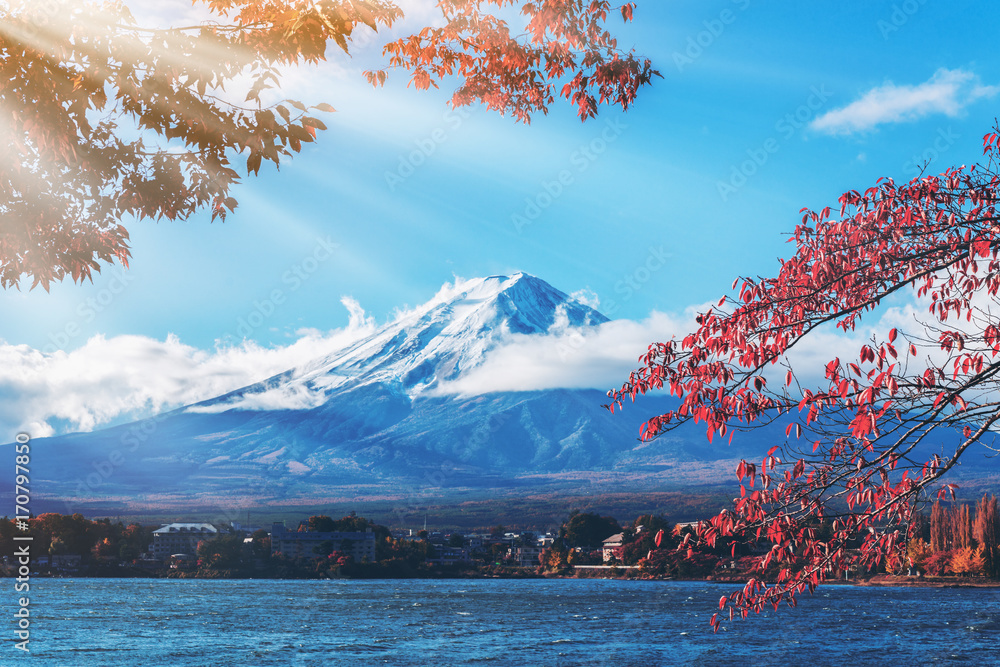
[3,0,1000,436]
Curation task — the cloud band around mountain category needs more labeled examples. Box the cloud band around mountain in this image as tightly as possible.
[0,298,376,438]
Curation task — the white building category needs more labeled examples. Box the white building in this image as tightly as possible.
[151,523,219,560]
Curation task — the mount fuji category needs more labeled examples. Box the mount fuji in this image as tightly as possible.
[190,272,609,412]
[13,272,994,517]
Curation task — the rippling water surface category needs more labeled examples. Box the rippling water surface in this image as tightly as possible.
[13,578,1000,665]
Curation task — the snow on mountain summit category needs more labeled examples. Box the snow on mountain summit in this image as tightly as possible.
[190,273,607,412]
[301,272,608,390]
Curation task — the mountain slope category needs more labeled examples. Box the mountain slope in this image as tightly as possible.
[5,272,999,514]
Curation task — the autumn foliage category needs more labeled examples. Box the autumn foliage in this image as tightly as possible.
[909,496,999,577]
[370,0,657,123]
[973,494,1000,577]
[0,0,654,289]
[610,129,1000,630]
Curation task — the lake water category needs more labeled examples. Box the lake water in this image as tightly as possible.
[9,578,1000,666]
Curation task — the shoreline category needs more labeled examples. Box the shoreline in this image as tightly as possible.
[828,574,1000,589]
[705,573,1000,589]
[8,571,1000,589]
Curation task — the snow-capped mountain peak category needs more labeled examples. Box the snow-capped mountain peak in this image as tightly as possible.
[191,273,607,411]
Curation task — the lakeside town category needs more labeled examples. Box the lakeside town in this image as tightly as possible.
[3,496,999,586]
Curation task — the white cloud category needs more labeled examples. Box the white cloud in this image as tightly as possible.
[186,383,328,414]
[434,310,699,396]
[432,295,945,401]
[811,68,999,135]
[569,288,601,310]
[0,298,375,438]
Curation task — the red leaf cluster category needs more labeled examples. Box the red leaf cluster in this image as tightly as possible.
[373,0,659,123]
[609,126,1000,625]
